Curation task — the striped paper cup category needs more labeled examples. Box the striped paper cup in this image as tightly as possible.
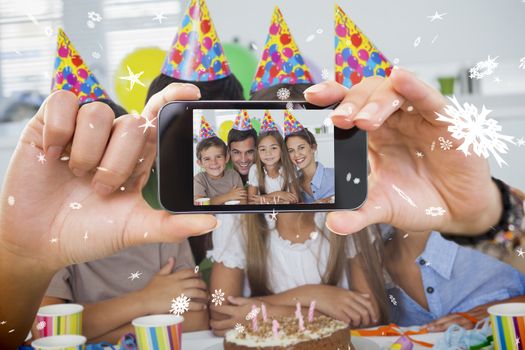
[32,335,86,350]
[489,303,525,350]
[132,314,183,350]
[36,304,83,337]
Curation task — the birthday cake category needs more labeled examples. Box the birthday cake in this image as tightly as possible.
[223,314,352,350]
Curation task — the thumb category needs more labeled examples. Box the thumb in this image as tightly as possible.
[124,201,220,247]
[227,296,249,306]
[158,257,175,275]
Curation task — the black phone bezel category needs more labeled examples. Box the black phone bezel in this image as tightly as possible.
[157,100,368,214]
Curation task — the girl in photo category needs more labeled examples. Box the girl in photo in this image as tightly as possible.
[247,111,301,204]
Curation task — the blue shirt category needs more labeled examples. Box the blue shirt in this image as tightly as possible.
[388,231,525,326]
[300,162,335,203]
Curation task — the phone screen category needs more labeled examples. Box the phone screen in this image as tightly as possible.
[193,109,335,207]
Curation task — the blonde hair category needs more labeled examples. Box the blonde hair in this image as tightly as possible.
[254,131,301,197]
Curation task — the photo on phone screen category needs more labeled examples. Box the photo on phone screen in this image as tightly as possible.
[157,100,367,214]
[193,108,334,207]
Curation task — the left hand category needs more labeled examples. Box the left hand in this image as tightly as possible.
[210,296,255,336]
[425,304,490,332]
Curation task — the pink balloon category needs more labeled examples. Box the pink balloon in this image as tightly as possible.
[58,45,68,58]
[262,49,269,61]
[335,53,344,66]
[55,72,63,84]
[282,47,293,58]
[348,56,359,69]
[202,37,212,50]
[77,68,88,79]
[335,24,347,38]
[179,32,188,46]
[270,23,280,35]
[358,49,369,61]
[271,51,281,64]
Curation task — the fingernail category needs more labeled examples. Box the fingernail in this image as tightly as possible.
[46,146,64,160]
[93,182,114,195]
[72,168,86,177]
[325,221,349,235]
[354,102,379,121]
[197,219,221,235]
[303,85,324,95]
[196,90,202,99]
[330,103,356,119]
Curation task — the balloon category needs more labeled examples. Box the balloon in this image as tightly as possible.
[348,56,359,69]
[358,49,369,61]
[371,52,381,64]
[179,32,188,46]
[363,66,374,77]
[342,48,351,62]
[335,24,347,37]
[335,53,344,66]
[351,34,362,47]
[114,47,166,113]
[222,43,258,99]
[282,47,293,58]
[218,120,234,143]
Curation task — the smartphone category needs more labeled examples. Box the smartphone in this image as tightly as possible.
[157,101,367,214]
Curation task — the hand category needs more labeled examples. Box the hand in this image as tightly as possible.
[0,85,218,272]
[425,304,490,332]
[305,285,377,327]
[138,258,208,314]
[225,187,247,202]
[272,191,298,204]
[304,69,502,236]
[210,296,255,336]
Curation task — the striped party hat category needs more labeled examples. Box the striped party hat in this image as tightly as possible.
[233,109,254,131]
[51,28,109,103]
[199,116,217,140]
[251,6,313,93]
[260,110,279,133]
[283,110,304,136]
[335,4,392,88]
[162,0,230,82]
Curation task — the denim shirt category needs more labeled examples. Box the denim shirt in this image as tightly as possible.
[388,231,525,326]
[301,162,335,203]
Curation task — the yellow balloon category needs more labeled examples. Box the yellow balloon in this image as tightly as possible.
[218,120,234,143]
[114,47,166,114]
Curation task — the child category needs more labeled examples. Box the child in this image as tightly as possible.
[382,227,525,328]
[247,111,300,204]
[194,116,246,205]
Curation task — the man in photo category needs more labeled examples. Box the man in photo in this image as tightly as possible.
[227,109,257,185]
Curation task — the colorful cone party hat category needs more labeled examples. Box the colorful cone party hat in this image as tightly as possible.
[51,28,109,103]
[251,7,314,93]
[199,116,217,140]
[162,0,230,82]
[233,109,254,131]
[335,5,392,88]
[260,110,279,133]
[283,110,305,136]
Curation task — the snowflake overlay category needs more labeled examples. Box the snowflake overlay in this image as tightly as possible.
[439,137,453,151]
[389,294,398,306]
[36,321,46,330]
[170,294,190,316]
[212,289,225,306]
[435,96,514,167]
[469,56,498,79]
[235,323,245,334]
[245,307,260,321]
[425,207,446,216]
[519,57,525,70]
[276,88,291,100]
[7,196,15,206]
[321,68,333,80]
[69,202,82,210]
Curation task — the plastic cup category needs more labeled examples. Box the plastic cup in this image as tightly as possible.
[488,303,525,350]
[132,314,183,350]
[225,200,240,205]
[36,304,83,337]
[32,335,86,350]
[194,198,210,206]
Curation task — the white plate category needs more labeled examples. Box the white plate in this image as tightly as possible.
[204,344,222,350]
[203,338,379,350]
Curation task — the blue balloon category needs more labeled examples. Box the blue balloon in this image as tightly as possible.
[190,71,198,81]
[334,36,339,48]
[182,15,190,28]
[262,71,269,82]
[294,67,305,77]
[363,66,374,77]
[85,77,95,86]
[376,68,386,77]
[371,52,381,64]
[62,66,72,78]
[208,49,217,59]
[201,73,209,80]
[294,54,304,65]
[80,83,91,94]
[250,82,257,91]
[282,77,290,84]
[287,57,297,67]
[367,58,377,69]
[265,61,273,71]
[62,83,72,90]
[343,77,350,87]
[269,44,278,54]
[202,54,211,68]
[94,87,103,96]
[164,65,173,75]
[213,43,222,56]
[54,57,61,69]
[213,59,222,73]
[342,48,351,61]
[283,61,293,74]
[342,66,351,77]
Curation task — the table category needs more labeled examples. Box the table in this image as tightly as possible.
[182,330,442,350]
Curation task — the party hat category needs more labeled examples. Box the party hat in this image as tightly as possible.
[334,5,392,88]
[260,110,279,133]
[233,109,254,131]
[51,28,109,103]
[283,110,305,136]
[162,0,230,82]
[199,116,217,140]
[251,7,314,93]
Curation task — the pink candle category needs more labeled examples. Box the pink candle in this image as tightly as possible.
[308,300,316,322]
[251,304,258,331]
[261,303,268,322]
[272,319,280,338]
[295,302,305,331]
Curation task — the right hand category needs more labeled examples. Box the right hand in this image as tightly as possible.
[308,285,377,327]
[225,187,247,202]
[138,258,208,314]
[0,84,218,272]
